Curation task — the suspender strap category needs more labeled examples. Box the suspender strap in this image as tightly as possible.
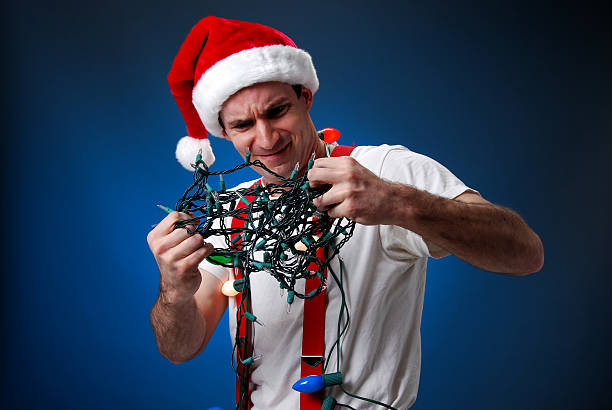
[300,246,327,408]
[300,144,355,410]
[231,182,259,410]
[330,144,356,158]
[232,145,356,410]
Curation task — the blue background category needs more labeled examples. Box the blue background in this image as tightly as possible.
[3,1,611,409]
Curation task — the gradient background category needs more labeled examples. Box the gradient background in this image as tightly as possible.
[3,1,611,409]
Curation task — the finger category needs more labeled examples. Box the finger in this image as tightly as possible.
[182,242,215,269]
[149,212,181,241]
[172,213,201,232]
[312,157,350,169]
[326,202,350,220]
[168,234,207,260]
[314,186,348,211]
[151,211,195,238]
[307,167,346,187]
[154,227,196,254]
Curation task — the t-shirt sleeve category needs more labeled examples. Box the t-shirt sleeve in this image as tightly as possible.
[372,146,478,261]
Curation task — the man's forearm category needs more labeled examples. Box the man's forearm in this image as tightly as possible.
[150,294,207,364]
[389,183,544,275]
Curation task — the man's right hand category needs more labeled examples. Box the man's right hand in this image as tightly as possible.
[147,211,215,305]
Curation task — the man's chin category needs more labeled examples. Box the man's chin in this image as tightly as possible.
[253,161,291,184]
[260,167,290,184]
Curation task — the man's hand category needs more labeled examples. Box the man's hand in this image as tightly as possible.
[147,211,214,306]
[308,156,396,225]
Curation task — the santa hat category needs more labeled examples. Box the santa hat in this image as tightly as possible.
[168,16,319,170]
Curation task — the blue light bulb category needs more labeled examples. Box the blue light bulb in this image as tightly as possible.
[292,372,343,393]
[292,375,324,393]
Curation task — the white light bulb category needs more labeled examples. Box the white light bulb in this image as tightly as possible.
[221,280,239,297]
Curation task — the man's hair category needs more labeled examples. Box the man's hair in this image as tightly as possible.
[218,84,302,130]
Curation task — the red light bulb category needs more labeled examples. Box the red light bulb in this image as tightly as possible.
[320,128,341,143]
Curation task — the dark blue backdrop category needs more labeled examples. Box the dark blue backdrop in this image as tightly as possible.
[3,1,610,409]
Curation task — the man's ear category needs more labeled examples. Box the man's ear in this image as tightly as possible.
[301,86,313,110]
[222,129,230,139]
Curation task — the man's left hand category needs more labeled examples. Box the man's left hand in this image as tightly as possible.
[307,156,396,225]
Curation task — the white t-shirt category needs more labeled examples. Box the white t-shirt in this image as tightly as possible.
[199,144,475,409]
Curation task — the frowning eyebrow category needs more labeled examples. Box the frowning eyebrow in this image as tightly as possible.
[226,97,292,129]
[264,97,291,111]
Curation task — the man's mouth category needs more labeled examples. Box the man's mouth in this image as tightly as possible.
[256,142,291,159]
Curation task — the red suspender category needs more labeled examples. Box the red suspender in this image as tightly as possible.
[330,144,356,158]
[299,245,328,408]
[232,145,356,410]
[231,183,259,410]
[300,145,355,410]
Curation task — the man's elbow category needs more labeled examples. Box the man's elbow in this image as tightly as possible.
[167,357,185,365]
[155,340,204,364]
[514,235,544,276]
[158,348,196,365]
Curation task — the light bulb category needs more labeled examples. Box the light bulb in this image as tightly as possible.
[290,162,300,179]
[221,280,239,297]
[292,372,342,393]
[292,375,323,393]
[218,174,226,192]
[320,128,341,143]
[221,278,245,296]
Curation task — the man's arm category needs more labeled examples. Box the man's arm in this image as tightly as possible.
[147,212,228,363]
[308,157,544,276]
[395,188,543,275]
[150,270,227,363]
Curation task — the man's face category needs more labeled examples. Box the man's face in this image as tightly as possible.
[220,81,318,184]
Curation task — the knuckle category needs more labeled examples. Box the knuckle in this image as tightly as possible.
[196,246,210,259]
[345,200,359,219]
[343,157,357,167]
[189,233,204,245]
[146,231,155,246]
[345,168,358,182]
[178,211,194,220]
[159,253,172,266]
[338,187,351,200]
[167,212,180,222]
[327,208,339,219]
[203,245,214,257]
[175,260,188,274]
[150,243,161,256]
[149,239,164,256]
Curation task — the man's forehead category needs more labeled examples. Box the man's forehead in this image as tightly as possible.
[221,81,294,118]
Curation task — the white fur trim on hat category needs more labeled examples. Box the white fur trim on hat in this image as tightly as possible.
[176,136,215,171]
[192,44,318,138]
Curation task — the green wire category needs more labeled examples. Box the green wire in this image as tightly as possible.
[172,152,396,410]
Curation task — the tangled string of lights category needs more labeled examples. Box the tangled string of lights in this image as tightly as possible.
[174,151,355,302]
[171,139,397,410]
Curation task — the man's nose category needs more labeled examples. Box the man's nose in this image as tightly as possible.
[254,119,279,150]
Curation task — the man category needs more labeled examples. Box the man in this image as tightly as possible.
[147,16,544,409]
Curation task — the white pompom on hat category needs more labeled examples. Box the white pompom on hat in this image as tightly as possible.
[168,16,319,170]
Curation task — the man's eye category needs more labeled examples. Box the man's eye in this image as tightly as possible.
[267,104,288,118]
[234,121,252,130]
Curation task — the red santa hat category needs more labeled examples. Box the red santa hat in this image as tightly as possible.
[168,16,319,170]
